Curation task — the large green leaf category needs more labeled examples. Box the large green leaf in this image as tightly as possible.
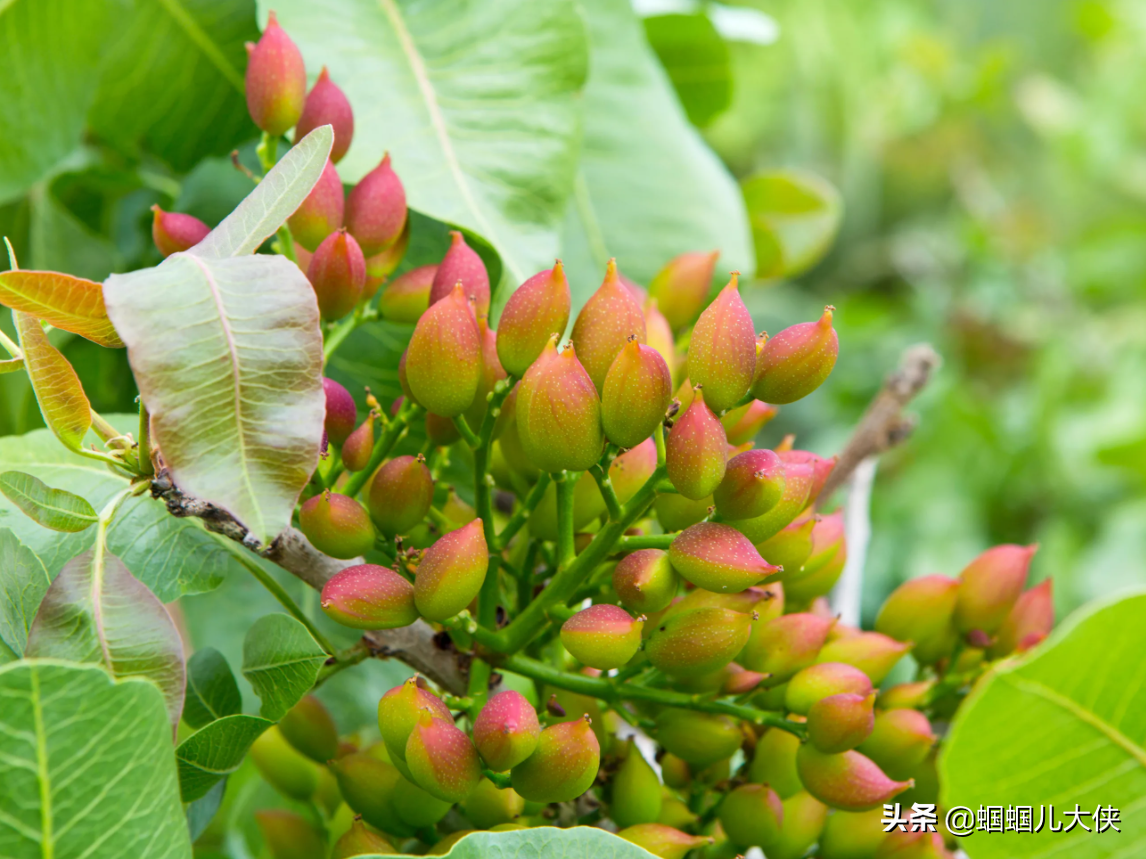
[25,547,187,729]
[265,0,589,295]
[0,421,245,601]
[183,646,243,729]
[0,659,192,858]
[560,0,753,307]
[0,0,120,203]
[0,470,98,532]
[360,826,659,858]
[176,713,273,801]
[643,13,732,128]
[0,528,50,663]
[88,0,258,171]
[241,613,326,720]
[942,592,1146,858]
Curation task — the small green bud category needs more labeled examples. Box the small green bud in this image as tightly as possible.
[328,751,414,836]
[816,632,912,685]
[875,575,959,666]
[379,264,435,323]
[345,154,407,256]
[462,777,526,828]
[377,677,453,764]
[250,725,320,800]
[294,66,354,162]
[646,606,752,677]
[856,708,936,781]
[729,459,814,545]
[613,549,678,614]
[254,810,324,859]
[150,205,209,257]
[414,518,489,621]
[654,492,713,531]
[510,717,601,803]
[665,392,727,500]
[497,262,572,377]
[807,692,877,753]
[517,336,604,473]
[368,454,434,536]
[244,12,306,136]
[954,543,1037,635]
[561,604,644,670]
[752,307,839,404]
[602,339,673,448]
[430,231,490,319]
[654,709,742,768]
[686,273,757,413]
[610,738,663,828]
[406,711,482,802]
[299,491,375,559]
[308,228,366,321]
[991,578,1053,658]
[719,783,784,848]
[795,745,913,812]
[740,612,835,682]
[287,158,344,252]
[668,522,779,593]
[616,824,712,859]
[818,808,887,859]
[406,283,482,417]
[721,400,779,446]
[472,690,541,772]
[571,258,648,392]
[340,411,374,473]
[748,727,802,798]
[713,448,786,520]
[278,694,338,763]
[785,662,873,715]
[648,250,719,330]
[331,818,395,859]
[321,563,418,629]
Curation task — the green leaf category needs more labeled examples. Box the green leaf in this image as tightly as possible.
[186,777,228,843]
[358,826,660,858]
[0,529,50,664]
[104,253,324,544]
[195,125,334,258]
[942,591,1146,858]
[176,713,273,801]
[0,420,243,601]
[265,0,589,294]
[25,547,187,730]
[241,614,326,721]
[560,0,752,307]
[0,470,98,532]
[643,14,732,128]
[0,269,123,347]
[0,659,193,858]
[183,646,243,729]
[741,170,843,279]
[0,0,120,203]
[14,311,92,451]
[88,0,258,172]
[26,180,124,281]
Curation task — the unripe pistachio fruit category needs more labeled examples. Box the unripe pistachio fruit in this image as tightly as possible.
[729,459,813,545]
[648,250,719,330]
[654,709,741,768]
[807,692,877,753]
[345,154,407,256]
[327,751,412,836]
[299,491,374,559]
[390,771,452,827]
[379,264,435,323]
[818,808,888,859]
[378,677,453,764]
[472,690,541,772]
[875,574,959,665]
[991,578,1053,658]
[857,708,936,781]
[365,220,410,294]
[602,339,673,448]
[340,411,374,472]
[757,517,817,579]
[497,262,572,376]
[405,283,482,417]
[560,604,644,670]
[686,273,757,413]
[255,809,324,859]
[613,549,678,614]
[796,744,913,812]
[665,391,727,499]
[278,694,338,763]
[323,377,357,445]
[752,307,839,404]
[668,522,779,593]
[462,778,526,828]
[250,726,319,800]
[245,12,307,136]
[287,158,343,252]
[719,783,784,848]
[308,228,366,321]
[368,454,433,536]
[654,492,712,532]
[414,518,488,621]
[150,205,209,257]
[617,824,712,859]
[611,738,663,828]
[571,258,647,393]
[430,231,490,318]
[879,680,935,710]
[785,662,874,715]
[510,717,601,803]
[781,449,837,504]
[405,711,482,802]
[721,400,778,445]
[516,336,604,473]
[714,448,786,520]
[294,66,354,161]
[331,819,395,859]
[749,727,802,798]
[740,612,835,682]
[768,791,829,859]
[816,632,912,685]
[954,543,1036,634]
[321,563,418,629]
[646,606,752,677]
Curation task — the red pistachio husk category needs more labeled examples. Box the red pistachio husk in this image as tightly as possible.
[368,454,433,536]
[613,549,678,614]
[991,578,1054,658]
[644,299,678,376]
[616,824,712,859]
[857,708,937,781]
[430,231,490,319]
[496,262,572,376]
[379,264,436,323]
[719,783,784,850]
[560,604,645,670]
[757,517,817,579]
[753,307,839,404]
[601,339,673,448]
[875,574,959,665]
[686,273,757,413]
[245,12,307,136]
[287,158,344,252]
[779,449,837,505]
[150,205,209,257]
[816,632,913,685]
[571,258,648,393]
[378,677,453,764]
[340,411,375,472]
[405,283,482,417]
[785,662,874,715]
[807,692,877,754]
[668,522,779,593]
[740,612,835,682]
[308,228,366,321]
[609,437,658,503]
[413,518,489,621]
[713,448,786,520]
[510,717,601,803]
[323,377,357,445]
[954,543,1037,635]
[721,400,779,446]
[321,563,418,629]
[473,690,541,772]
[516,336,604,473]
[405,711,482,802]
[729,459,814,545]
[795,744,913,812]
[665,391,727,500]
[646,606,752,677]
[464,318,507,431]
[299,491,374,559]
[648,250,719,331]
[345,153,407,256]
[294,66,354,162]
[364,218,411,295]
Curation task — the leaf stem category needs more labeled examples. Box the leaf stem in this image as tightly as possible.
[496,473,551,550]
[453,414,481,449]
[554,471,576,570]
[137,400,154,477]
[323,306,378,364]
[589,464,622,520]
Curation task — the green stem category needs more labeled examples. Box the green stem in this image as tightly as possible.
[589,464,622,521]
[453,414,481,449]
[496,473,551,550]
[89,410,122,444]
[0,327,20,358]
[554,471,576,570]
[469,554,502,714]
[274,225,297,264]
[342,401,421,498]
[314,641,371,686]
[495,652,804,737]
[323,307,378,364]
[473,379,515,548]
[482,769,514,790]
[137,400,154,477]
[256,132,278,173]
[516,540,540,612]
[654,422,666,467]
[617,534,676,551]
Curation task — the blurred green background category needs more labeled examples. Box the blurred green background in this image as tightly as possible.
[4,0,1145,629]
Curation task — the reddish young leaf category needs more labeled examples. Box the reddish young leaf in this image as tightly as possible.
[0,270,123,347]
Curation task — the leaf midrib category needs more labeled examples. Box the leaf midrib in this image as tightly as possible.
[31,666,54,859]
[1,475,97,527]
